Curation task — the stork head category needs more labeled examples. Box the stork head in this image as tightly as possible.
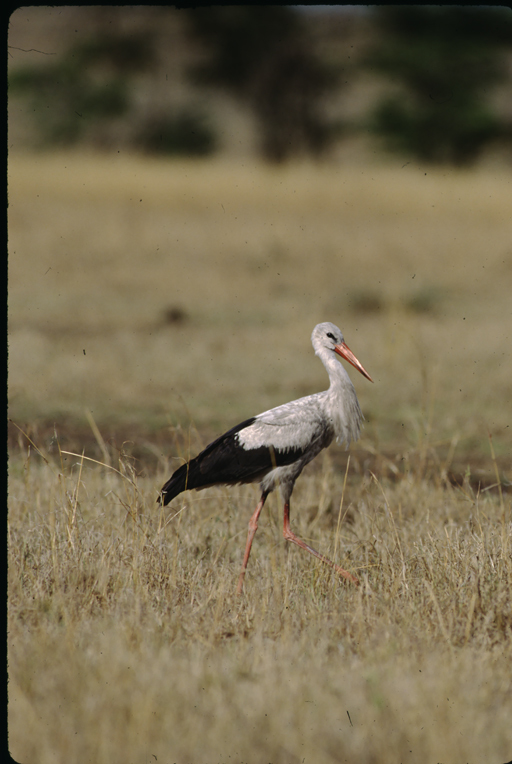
[312,322,373,382]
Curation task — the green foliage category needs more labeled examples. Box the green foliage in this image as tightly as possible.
[369,96,502,166]
[185,6,301,97]
[9,31,154,147]
[135,108,217,157]
[364,7,512,164]
[10,62,128,146]
[69,31,156,73]
[9,23,220,156]
[184,7,342,162]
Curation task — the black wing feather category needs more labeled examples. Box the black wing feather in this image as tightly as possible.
[159,416,306,505]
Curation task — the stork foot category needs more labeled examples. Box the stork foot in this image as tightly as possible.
[283,502,359,585]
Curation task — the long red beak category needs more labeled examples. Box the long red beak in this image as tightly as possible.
[334,341,373,382]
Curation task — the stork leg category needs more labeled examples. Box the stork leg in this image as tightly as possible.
[237,491,269,594]
[282,501,359,585]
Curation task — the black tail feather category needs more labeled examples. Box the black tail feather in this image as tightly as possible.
[158,415,305,506]
[159,461,196,506]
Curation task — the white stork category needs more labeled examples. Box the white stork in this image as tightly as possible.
[159,322,373,593]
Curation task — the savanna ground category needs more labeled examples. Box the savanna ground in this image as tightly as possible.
[8,151,512,763]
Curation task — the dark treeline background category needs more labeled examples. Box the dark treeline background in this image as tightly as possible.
[8,5,512,165]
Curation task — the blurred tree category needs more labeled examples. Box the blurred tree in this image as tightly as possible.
[9,23,218,157]
[364,7,512,164]
[183,7,342,162]
[9,31,154,147]
[135,107,217,157]
[9,34,152,145]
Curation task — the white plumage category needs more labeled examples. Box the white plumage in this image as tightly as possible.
[159,322,373,592]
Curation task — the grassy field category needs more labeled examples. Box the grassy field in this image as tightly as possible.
[8,151,512,763]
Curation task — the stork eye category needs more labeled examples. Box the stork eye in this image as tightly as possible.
[326,332,336,341]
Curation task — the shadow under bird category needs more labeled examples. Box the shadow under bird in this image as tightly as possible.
[159,322,373,593]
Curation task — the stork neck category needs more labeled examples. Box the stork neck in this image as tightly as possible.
[323,350,352,392]
[321,348,362,445]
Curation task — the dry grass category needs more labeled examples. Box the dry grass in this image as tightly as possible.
[8,436,512,763]
[8,151,512,762]
[8,152,512,448]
